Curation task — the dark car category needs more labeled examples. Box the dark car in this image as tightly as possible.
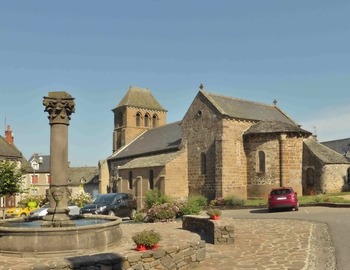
[267,187,299,212]
[79,193,137,219]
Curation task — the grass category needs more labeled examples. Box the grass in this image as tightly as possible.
[244,192,350,207]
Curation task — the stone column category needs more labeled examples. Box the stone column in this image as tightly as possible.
[42,92,75,227]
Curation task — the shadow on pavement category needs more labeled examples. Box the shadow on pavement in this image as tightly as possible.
[249,208,269,214]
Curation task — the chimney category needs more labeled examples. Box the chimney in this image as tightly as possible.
[5,125,14,145]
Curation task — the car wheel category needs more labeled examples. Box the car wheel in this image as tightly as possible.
[108,210,115,216]
[129,209,136,220]
[20,213,26,218]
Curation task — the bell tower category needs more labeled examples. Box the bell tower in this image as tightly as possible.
[112,86,167,152]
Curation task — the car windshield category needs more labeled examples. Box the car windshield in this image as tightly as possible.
[271,189,292,195]
[93,194,118,204]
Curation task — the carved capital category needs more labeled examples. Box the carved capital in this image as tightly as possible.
[43,92,75,125]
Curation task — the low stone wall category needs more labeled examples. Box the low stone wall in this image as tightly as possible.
[182,215,235,245]
[4,221,206,269]
[66,242,206,269]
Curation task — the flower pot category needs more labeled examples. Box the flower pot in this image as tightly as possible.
[27,201,37,208]
[136,244,147,251]
[210,215,220,220]
[149,243,159,250]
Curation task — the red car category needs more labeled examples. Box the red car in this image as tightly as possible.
[268,187,299,212]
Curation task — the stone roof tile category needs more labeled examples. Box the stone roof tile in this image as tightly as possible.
[304,137,350,164]
[201,91,296,124]
[114,86,167,111]
[244,120,312,136]
[0,135,23,160]
[109,121,182,160]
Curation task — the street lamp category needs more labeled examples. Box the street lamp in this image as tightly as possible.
[30,154,43,195]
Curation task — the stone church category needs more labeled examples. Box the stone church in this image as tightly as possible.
[100,85,350,206]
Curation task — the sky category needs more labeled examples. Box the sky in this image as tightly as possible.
[1,1,349,167]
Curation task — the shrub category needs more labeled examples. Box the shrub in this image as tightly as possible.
[178,196,206,216]
[314,195,322,203]
[71,192,93,207]
[210,197,225,206]
[18,194,47,208]
[134,210,146,223]
[322,196,330,202]
[209,195,245,207]
[224,195,245,206]
[145,189,172,208]
[146,202,179,222]
[132,230,161,247]
[206,208,222,217]
[188,195,208,207]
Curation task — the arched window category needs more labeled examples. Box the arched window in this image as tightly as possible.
[128,171,133,189]
[149,170,154,190]
[152,115,158,127]
[306,168,315,186]
[258,151,265,173]
[144,114,150,127]
[136,113,141,127]
[201,152,206,175]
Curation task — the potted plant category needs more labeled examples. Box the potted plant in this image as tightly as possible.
[132,230,161,251]
[206,208,222,220]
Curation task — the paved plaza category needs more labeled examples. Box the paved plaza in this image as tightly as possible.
[0,216,336,270]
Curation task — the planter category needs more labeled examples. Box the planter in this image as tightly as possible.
[136,244,147,251]
[135,243,159,251]
[210,215,220,220]
[132,229,161,251]
[27,201,37,208]
[149,243,159,250]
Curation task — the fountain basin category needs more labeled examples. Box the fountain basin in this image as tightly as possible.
[0,215,122,257]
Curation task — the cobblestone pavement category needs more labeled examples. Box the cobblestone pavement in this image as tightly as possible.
[0,218,336,270]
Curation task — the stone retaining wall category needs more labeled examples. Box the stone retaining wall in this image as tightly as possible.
[182,215,235,245]
[64,241,206,270]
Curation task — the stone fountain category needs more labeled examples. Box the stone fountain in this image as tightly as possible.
[0,92,122,257]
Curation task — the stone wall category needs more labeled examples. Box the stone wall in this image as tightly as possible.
[181,92,222,199]
[218,118,252,199]
[320,164,350,193]
[303,143,350,194]
[113,106,167,151]
[64,242,206,270]
[108,151,188,208]
[245,133,304,197]
[164,150,189,200]
[98,159,109,193]
[182,215,235,245]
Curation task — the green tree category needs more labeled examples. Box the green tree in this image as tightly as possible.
[0,160,25,197]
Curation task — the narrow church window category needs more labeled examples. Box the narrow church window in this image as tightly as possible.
[201,152,207,175]
[128,171,133,189]
[117,132,122,149]
[145,114,150,127]
[152,115,158,127]
[117,112,123,127]
[347,167,350,184]
[258,151,265,173]
[149,170,154,189]
[306,168,315,186]
[136,113,141,127]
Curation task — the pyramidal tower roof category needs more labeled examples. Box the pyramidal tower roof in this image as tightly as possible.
[115,86,167,111]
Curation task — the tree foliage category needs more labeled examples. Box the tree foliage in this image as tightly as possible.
[0,160,25,196]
